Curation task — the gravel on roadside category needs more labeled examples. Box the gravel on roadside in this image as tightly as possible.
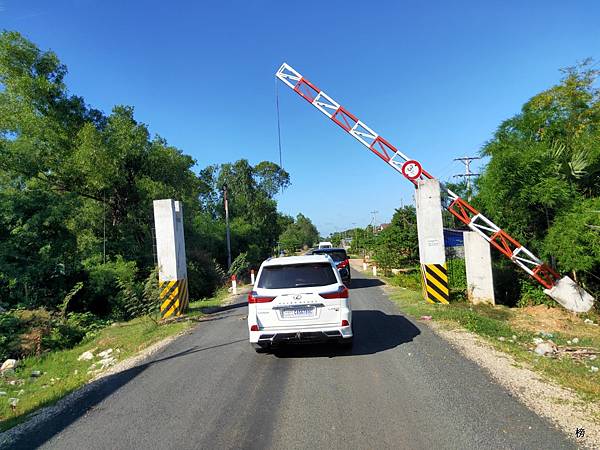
[430,322,600,449]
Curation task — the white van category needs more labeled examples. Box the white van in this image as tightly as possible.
[318,241,333,249]
[247,255,353,351]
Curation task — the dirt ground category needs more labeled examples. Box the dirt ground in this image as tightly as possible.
[510,304,600,339]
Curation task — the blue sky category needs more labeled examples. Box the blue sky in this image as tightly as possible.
[1,0,599,236]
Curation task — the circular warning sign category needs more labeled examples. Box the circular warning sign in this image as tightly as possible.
[401,160,423,180]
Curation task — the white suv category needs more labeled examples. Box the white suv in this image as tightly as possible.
[248,255,353,351]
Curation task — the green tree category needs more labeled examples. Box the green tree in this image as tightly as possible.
[198,159,291,265]
[372,206,419,270]
[476,61,600,300]
[544,197,600,281]
[0,31,92,307]
[279,213,319,253]
[0,31,317,319]
[0,32,215,311]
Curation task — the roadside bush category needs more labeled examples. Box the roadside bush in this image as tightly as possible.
[245,244,264,271]
[0,312,24,361]
[42,312,109,353]
[9,309,52,357]
[447,258,467,302]
[447,258,467,293]
[117,267,163,322]
[187,254,227,300]
[42,316,87,352]
[64,311,109,335]
[491,261,522,306]
[389,270,422,291]
[83,256,138,318]
[0,309,109,360]
[228,252,249,279]
[516,278,559,308]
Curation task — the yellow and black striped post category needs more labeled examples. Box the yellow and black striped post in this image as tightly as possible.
[421,263,449,304]
[159,278,189,319]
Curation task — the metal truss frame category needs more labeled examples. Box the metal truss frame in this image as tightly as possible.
[276,62,560,289]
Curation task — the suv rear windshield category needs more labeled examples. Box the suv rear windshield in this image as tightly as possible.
[311,250,347,262]
[257,263,337,289]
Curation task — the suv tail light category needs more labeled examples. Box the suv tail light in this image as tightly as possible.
[319,285,349,299]
[250,324,259,331]
[336,259,349,269]
[341,320,349,326]
[248,291,275,303]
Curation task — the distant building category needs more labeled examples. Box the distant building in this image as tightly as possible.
[375,223,390,233]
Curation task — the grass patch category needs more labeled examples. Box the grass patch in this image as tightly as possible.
[0,288,232,432]
[373,270,600,403]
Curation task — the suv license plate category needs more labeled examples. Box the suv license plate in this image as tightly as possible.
[282,307,315,319]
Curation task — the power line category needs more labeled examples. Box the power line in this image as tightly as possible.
[275,80,283,169]
[453,156,481,201]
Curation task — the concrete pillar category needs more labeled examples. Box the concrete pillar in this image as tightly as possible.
[463,231,495,305]
[415,179,449,303]
[153,199,189,318]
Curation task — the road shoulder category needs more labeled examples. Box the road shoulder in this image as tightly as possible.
[430,321,599,449]
[350,261,599,449]
[0,288,248,449]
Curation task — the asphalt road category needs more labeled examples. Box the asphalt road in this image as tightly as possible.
[11,271,574,450]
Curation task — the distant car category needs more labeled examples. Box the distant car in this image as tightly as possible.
[309,248,351,285]
[318,241,333,249]
[248,255,353,351]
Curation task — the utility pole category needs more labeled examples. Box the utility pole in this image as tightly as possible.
[103,193,106,264]
[223,184,232,270]
[369,210,378,234]
[453,156,481,201]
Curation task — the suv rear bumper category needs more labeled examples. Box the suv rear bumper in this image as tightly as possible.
[250,325,353,346]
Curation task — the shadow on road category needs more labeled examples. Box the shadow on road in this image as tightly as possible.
[271,310,420,358]
[348,278,385,289]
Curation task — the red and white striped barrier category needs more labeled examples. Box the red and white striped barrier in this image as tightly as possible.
[231,274,237,295]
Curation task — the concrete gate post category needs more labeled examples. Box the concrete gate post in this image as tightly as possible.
[415,179,449,304]
[153,199,189,318]
[463,232,495,305]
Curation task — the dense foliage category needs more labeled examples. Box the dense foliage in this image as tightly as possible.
[278,213,319,253]
[476,61,600,302]
[0,30,303,344]
[347,207,419,267]
[371,206,419,271]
